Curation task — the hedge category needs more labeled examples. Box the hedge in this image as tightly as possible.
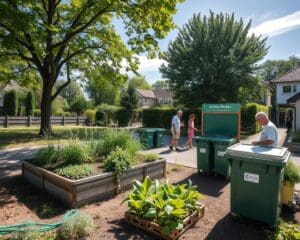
[3,90,18,116]
[241,103,269,133]
[142,107,201,131]
[25,91,35,116]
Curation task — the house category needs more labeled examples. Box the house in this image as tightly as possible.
[135,89,173,108]
[271,66,300,129]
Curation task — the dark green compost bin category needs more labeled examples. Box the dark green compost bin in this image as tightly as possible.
[211,136,236,177]
[195,136,214,173]
[225,143,290,226]
[153,128,166,148]
[137,128,156,149]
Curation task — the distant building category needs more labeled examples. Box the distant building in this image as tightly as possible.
[135,89,173,108]
[271,66,300,130]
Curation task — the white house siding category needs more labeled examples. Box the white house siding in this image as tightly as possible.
[276,83,300,104]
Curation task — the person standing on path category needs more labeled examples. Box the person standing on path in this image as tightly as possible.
[286,113,293,133]
[186,114,199,149]
[170,110,183,151]
[252,112,278,147]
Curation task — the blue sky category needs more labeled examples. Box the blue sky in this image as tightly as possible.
[132,0,300,84]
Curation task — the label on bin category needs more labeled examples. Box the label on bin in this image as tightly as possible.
[217,151,225,156]
[199,148,206,153]
[244,172,259,184]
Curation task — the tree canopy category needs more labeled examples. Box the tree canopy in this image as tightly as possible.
[152,80,170,90]
[128,76,151,90]
[0,0,183,135]
[160,12,268,108]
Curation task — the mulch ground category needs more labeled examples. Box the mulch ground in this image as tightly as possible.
[0,164,299,240]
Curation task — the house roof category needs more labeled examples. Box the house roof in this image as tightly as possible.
[271,66,300,83]
[153,90,173,98]
[287,92,300,103]
[136,89,156,99]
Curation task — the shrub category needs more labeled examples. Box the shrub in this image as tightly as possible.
[57,213,93,240]
[85,109,96,125]
[25,91,35,116]
[3,90,18,116]
[103,147,132,176]
[96,104,122,125]
[292,131,300,143]
[284,160,300,183]
[11,230,41,240]
[96,129,140,157]
[115,108,133,126]
[34,145,59,167]
[59,140,93,165]
[142,107,176,128]
[69,96,88,116]
[38,202,59,218]
[33,109,41,117]
[241,103,269,133]
[55,164,92,179]
[95,110,106,124]
[142,152,159,162]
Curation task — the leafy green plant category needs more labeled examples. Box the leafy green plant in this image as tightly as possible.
[284,160,300,184]
[11,230,41,240]
[96,129,140,158]
[34,145,59,166]
[270,220,300,240]
[142,152,159,162]
[57,213,93,240]
[55,164,92,179]
[103,147,132,176]
[59,140,93,165]
[122,176,203,236]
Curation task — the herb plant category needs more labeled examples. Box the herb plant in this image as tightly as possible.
[55,164,93,179]
[122,176,203,236]
[284,160,300,184]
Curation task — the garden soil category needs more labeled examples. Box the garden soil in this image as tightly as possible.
[0,164,299,240]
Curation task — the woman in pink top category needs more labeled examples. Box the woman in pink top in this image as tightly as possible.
[186,114,198,149]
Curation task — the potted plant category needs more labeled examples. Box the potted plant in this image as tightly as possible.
[281,160,300,207]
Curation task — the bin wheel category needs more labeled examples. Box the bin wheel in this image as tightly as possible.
[230,212,241,222]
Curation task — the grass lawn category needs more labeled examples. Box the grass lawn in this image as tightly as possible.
[0,126,105,150]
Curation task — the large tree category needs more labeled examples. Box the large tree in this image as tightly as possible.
[58,81,83,105]
[0,0,183,135]
[160,12,268,108]
[152,80,170,90]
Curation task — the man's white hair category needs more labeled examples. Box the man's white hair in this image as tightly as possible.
[177,110,183,113]
[255,112,268,120]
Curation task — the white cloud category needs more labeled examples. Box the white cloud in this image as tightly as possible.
[250,11,300,37]
[257,11,277,22]
[137,56,167,72]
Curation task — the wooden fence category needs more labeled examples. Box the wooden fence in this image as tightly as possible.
[0,116,87,128]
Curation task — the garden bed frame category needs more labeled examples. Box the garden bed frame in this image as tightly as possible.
[124,204,205,240]
[288,142,300,152]
[22,159,166,207]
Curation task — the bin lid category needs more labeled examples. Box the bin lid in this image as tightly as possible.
[209,136,236,143]
[194,136,213,141]
[137,128,156,132]
[225,143,290,166]
[153,128,166,132]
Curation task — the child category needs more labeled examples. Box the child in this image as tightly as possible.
[186,114,198,149]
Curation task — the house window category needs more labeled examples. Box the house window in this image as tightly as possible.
[282,85,291,94]
[293,85,297,93]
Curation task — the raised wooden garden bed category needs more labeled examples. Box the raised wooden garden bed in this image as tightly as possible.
[22,159,166,207]
[124,204,205,240]
[288,142,300,152]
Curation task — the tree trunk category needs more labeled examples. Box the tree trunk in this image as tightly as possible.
[39,83,53,136]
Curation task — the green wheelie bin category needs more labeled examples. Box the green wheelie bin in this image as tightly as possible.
[211,136,236,177]
[137,128,156,149]
[153,128,166,148]
[195,136,214,173]
[225,143,290,226]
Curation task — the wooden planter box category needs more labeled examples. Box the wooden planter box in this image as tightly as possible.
[22,159,166,207]
[288,142,300,152]
[124,205,205,240]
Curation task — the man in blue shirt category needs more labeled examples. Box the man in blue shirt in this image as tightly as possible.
[170,110,183,151]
